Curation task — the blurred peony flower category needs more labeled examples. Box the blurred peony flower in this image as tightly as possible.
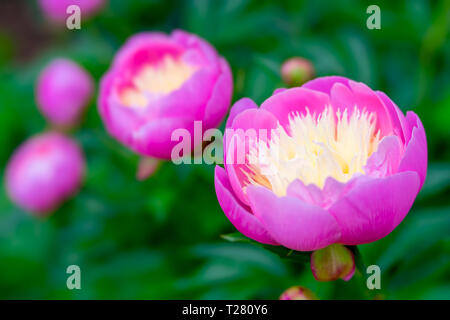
[36,58,94,128]
[38,0,106,23]
[281,57,315,87]
[98,30,233,159]
[215,76,427,251]
[310,244,355,281]
[5,132,85,215]
[279,286,317,300]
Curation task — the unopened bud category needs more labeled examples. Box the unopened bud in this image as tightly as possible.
[279,286,317,300]
[310,244,355,282]
[281,57,315,87]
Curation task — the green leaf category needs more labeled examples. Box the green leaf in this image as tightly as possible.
[221,232,310,264]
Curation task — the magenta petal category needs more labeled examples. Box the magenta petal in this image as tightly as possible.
[225,98,258,129]
[224,107,279,205]
[328,171,421,245]
[247,186,341,251]
[286,179,324,207]
[398,112,427,188]
[302,76,350,94]
[203,58,233,129]
[214,166,277,245]
[260,87,331,130]
[376,90,409,144]
[364,135,403,178]
[328,81,394,137]
[132,116,193,159]
[273,88,287,95]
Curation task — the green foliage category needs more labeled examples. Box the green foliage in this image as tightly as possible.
[0,0,449,299]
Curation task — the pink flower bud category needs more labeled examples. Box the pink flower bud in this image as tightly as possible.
[279,286,317,300]
[5,132,85,216]
[38,0,106,23]
[136,157,160,181]
[36,59,94,128]
[281,57,315,87]
[310,244,355,282]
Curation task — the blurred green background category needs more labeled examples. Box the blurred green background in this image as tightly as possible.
[0,0,449,299]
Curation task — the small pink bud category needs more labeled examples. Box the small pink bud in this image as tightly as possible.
[36,59,94,128]
[279,286,317,300]
[5,132,85,216]
[310,244,355,282]
[281,57,315,87]
[136,157,160,181]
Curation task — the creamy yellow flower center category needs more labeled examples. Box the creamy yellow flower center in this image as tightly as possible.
[120,55,197,108]
[245,107,381,196]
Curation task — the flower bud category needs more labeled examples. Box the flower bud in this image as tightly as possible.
[281,57,315,87]
[279,286,317,300]
[310,244,355,282]
[36,58,94,128]
[38,0,106,23]
[136,157,160,181]
[5,132,85,216]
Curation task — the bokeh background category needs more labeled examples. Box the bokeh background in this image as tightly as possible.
[0,0,449,299]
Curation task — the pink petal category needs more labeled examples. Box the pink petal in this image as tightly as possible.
[133,116,194,159]
[260,87,331,131]
[376,90,409,144]
[273,88,287,95]
[247,186,341,251]
[202,58,233,129]
[214,166,277,245]
[224,107,279,205]
[328,171,421,245]
[329,81,394,137]
[398,111,427,188]
[364,135,403,178]
[302,75,350,94]
[225,98,258,129]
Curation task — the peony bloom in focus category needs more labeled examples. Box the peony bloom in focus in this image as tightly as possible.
[98,30,233,159]
[215,76,427,251]
[38,0,105,23]
[5,132,85,215]
[36,58,94,128]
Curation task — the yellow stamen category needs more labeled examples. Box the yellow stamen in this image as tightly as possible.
[119,55,197,108]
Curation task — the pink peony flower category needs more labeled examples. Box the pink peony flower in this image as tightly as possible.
[38,0,106,23]
[98,30,233,159]
[5,132,85,215]
[36,58,94,128]
[215,76,427,251]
